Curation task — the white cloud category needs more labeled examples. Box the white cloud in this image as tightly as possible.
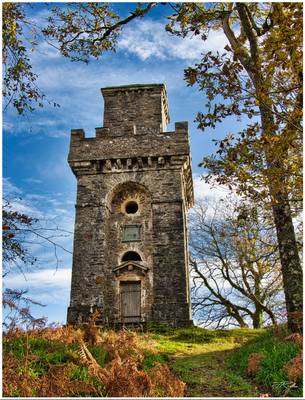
[4,268,71,289]
[23,178,43,184]
[3,179,45,218]
[3,121,14,131]
[25,193,49,201]
[33,40,62,61]
[10,199,43,218]
[193,174,232,202]
[118,20,228,61]
[3,177,23,197]
[4,268,72,304]
[3,178,74,273]
[5,20,201,140]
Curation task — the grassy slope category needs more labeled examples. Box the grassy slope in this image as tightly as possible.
[146,325,302,397]
[147,326,261,397]
[3,324,303,397]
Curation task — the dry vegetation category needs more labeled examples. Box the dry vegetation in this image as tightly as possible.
[3,324,185,397]
[3,323,303,398]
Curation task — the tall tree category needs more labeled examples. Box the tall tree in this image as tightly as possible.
[167,2,303,332]
[190,199,284,329]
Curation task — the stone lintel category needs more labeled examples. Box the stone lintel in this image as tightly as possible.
[68,155,192,178]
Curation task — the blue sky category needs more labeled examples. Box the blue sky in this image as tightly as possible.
[3,2,237,325]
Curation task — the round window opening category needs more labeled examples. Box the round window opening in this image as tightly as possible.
[125,201,138,214]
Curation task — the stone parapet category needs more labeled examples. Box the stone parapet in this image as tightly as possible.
[69,126,189,162]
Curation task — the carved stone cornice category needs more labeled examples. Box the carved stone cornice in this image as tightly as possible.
[69,155,191,175]
[113,261,149,276]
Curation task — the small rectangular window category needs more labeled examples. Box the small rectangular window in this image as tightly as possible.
[122,224,141,242]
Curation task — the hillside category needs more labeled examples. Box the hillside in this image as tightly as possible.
[3,324,303,397]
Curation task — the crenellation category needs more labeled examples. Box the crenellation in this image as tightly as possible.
[175,121,188,133]
[95,127,110,137]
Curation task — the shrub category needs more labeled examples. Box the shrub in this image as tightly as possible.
[285,333,303,347]
[3,325,186,397]
[148,363,185,397]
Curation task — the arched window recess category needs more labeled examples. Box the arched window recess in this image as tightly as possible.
[121,251,142,262]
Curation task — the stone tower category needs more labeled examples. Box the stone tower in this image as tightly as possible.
[67,84,194,327]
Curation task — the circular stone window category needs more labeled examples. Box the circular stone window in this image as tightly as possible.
[125,201,139,214]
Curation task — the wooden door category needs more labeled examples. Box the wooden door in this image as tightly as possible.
[120,281,141,323]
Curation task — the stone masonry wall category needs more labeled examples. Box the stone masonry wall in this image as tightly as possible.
[101,84,169,135]
[67,84,194,327]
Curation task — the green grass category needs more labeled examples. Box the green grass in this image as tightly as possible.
[69,365,90,381]
[228,329,303,397]
[4,325,302,397]
[3,335,98,381]
[147,325,263,354]
[69,365,106,395]
[4,336,78,359]
[3,335,108,396]
[4,336,80,377]
[145,324,303,397]
[143,351,170,371]
[144,325,264,397]
[3,336,109,369]
[89,345,109,368]
[169,344,257,397]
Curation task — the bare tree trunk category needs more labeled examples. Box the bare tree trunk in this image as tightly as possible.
[252,308,263,329]
[259,105,303,332]
[272,197,303,331]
